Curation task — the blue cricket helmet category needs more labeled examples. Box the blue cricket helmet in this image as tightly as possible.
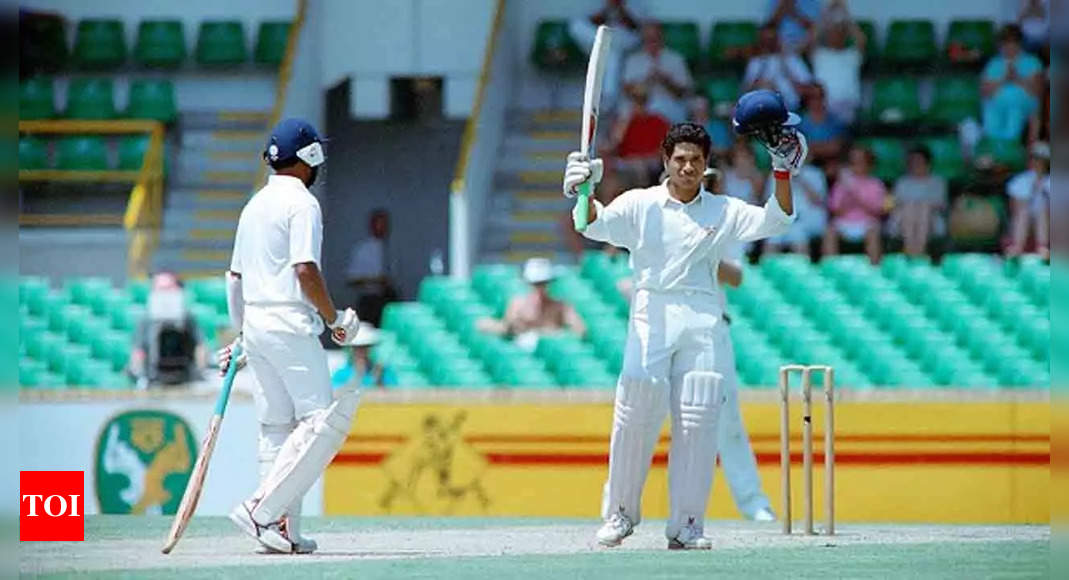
[731,89,801,137]
[264,118,326,167]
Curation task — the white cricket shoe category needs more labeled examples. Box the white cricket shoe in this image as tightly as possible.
[595,512,635,547]
[668,522,713,550]
[229,500,294,554]
[751,507,777,522]
[256,536,317,555]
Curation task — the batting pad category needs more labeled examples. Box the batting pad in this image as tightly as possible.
[666,371,724,539]
[601,376,670,524]
[252,388,361,523]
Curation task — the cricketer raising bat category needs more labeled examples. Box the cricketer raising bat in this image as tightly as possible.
[572,24,612,232]
[161,343,242,554]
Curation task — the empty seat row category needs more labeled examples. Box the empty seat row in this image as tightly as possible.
[26,18,292,70]
[20,77,175,122]
[19,135,157,172]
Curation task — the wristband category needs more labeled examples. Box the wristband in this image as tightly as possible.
[773,169,791,180]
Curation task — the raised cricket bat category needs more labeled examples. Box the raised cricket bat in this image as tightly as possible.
[573,25,612,232]
[161,343,242,554]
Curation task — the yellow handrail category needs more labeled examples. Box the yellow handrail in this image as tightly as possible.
[254,0,309,190]
[450,0,505,195]
[18,119,166,277]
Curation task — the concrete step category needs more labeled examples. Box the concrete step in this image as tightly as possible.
[178,110,272,132]
[479,250,577,265]
[164,189,250,211]
[494,170,561,189]
[170,168,259,190]
[181,129,266,152]
[507,109,582,133]
[503,133,575,153]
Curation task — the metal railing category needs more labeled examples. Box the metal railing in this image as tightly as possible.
[18,119,166,278]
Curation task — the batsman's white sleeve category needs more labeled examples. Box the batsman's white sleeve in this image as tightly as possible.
[728,195,796,243]
[225,272,244,330]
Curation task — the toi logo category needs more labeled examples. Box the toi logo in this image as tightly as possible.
[20,471,85,541]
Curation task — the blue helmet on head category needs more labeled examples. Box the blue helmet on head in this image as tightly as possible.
[263,118,325,168]
[732,90,800,151]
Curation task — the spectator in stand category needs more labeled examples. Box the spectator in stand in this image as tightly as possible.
[798,85,847,171]
[1005,141,1050,258]
[823,146,888,264]
[1017,0,1049,57]
[345,209,398,327]
[622,21,694,123]
[890,145,948,257]
[600,84,671,193]
[808,1,865,124]
[766,0,820,54]
[722,141,765,205]
[331,322,397,389]
[569,0,645,111]
[690,96,733,159]
[762,163,828,256]
[980,24,1044,141]
[477,258,586,353]
[128,272,207,387]
[743,23,813,111]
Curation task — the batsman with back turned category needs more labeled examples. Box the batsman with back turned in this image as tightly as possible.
[563,89,808,549]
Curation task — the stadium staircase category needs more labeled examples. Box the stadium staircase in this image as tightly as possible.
[480,110,580,265]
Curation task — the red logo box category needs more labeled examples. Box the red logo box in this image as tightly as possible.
[20,471,85,541]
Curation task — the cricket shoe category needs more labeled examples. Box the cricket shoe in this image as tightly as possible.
[595,512,635,547]
[229,500,294,553]
[668,521,713,550]
[751,507,777,522]
[255,516,317,554]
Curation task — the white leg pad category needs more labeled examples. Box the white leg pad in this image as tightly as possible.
[666,371,724,539]
[601,376,669,525]
[258,422,306,537]
[251,388,361,523]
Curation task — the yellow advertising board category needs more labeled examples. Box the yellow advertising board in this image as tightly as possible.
[326,394,1048,523]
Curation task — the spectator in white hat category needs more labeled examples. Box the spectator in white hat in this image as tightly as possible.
[477,258,586,352]
[1005,141,1050,258]
[331,322,397,389]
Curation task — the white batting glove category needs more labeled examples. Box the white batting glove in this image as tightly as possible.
[768,131,808,176]
[563,151,603,198]
[217,336,247,376]
[329,308,360,346]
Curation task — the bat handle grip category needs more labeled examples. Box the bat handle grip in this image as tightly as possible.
[573,183,591,232]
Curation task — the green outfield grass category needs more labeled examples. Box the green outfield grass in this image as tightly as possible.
[22,516,1049,580]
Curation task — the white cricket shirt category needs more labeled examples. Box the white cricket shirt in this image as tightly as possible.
[577,182,793,296]
[230,174,323,328]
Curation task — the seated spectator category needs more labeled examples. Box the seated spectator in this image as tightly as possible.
[981,24,1044,141]
[602,84,671,191]
[569,0,645,111]
[690,96,733,159]
[128,272,206,387]
[762,163,828,256]
[766,0,820,54]
[722,141,765,204]
[345,209,398,327]
[798,85,847,169]
[890,146,948,256]
[1017,0,1049,57]
[622,21,694,123]
[477,258,586,352]
[743,23,813,111]
[823,146,888,264]
[808,5,865,124]
[331,322,397,389]
[1005,141,1050,258]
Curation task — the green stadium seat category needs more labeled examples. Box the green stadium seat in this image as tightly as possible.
[188,278,228,312]
[929,76,980,125]
[19,137,49,170]
[661,21,701,67]
[708,21,757,69]
[868,77,921,124]
[922,136,966,181]
[857,138,905,183]
[111,304,146,332]
[118,135,150,170]
[65,277,112,306]
[127,279,150,304]
[67,315,111,346]
[702,76,740,116]
[135,20,187,68]
[945,20,995,63]
[530,20,584,72]
[66,356,114,387]
[65,78,116,119]
[22,16,69,71]
[20,357,50,388]
[255,21,292,65]
[196,21,248,66]
[883,20,937,68]
[854,20,878,64]
[975,138,1027,172]
[126,79,176,122]
[56,136,109,170]
[73,19,126,69]
[20,77,56,120]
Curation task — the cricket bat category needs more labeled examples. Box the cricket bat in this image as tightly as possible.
[572,25,612,232]
[161,343,242,554]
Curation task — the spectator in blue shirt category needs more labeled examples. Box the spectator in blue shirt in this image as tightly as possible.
[981,24,1044,140]
[798,84,846,170]
[767,0,821,53]
[331,322,397,389]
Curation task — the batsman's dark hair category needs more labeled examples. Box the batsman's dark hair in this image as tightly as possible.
[661,122,712,159]
[268,156,300,170]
